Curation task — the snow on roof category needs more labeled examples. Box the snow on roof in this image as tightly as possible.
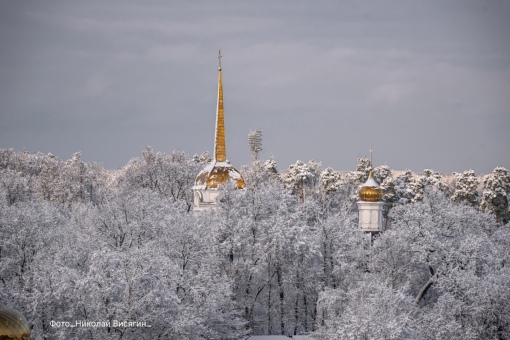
[194,160,245,188]
[363,176,380,187]
[244,336,311,340]
[214,161,231,167]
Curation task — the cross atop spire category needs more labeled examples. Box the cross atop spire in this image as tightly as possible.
[369,144,373,168]
[218,49,222,71]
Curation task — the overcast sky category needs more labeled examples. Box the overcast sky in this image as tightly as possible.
[1,0,509,174]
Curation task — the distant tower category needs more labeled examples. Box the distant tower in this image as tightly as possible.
[357,146,384,234]
[248,130,263,162]
[193,51,245,211]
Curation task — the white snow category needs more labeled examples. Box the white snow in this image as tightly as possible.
[193,160,243,190]
[243,336,311,340]
[363,176,380,187]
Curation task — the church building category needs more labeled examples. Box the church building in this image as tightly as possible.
[193,51,245,211]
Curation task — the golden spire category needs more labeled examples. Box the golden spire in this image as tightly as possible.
[214,49,226,162]
[193,51,245,191]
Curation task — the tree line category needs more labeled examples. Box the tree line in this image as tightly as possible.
[0,147,509,339]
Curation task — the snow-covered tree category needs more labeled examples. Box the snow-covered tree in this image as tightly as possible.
[317,280,414,340]
[264,157,278,174]
[0,200,68,337]
[241,159,281,191]
[192,150,212,164]
[392,169,416,204]
[0,169,33,205]
[411,169,451,202]
[373,165,391,184]
[451,170,480,207]
[347,157,371,184]
[319,167,342,195]
[120,148,201,210]
[480,166,510,224]
[1,148,509,339]
[317,189,509,339]
[282,160,319,203]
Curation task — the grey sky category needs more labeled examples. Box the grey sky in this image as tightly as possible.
[1,0,509,174]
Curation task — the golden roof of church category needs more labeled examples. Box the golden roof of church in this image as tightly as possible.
[195,160,245,189]
[0,304,30,340]
[194,50,245,190]
[359,170,383,202]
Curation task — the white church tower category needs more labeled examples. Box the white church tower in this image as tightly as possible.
[357,146,384,234]
[192,51,245,211]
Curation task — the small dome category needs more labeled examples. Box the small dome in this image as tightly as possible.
[194,161,245,189]
[359,170,383,202]
[0,304,30,340]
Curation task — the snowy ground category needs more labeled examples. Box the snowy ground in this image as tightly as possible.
[243,336,311,340]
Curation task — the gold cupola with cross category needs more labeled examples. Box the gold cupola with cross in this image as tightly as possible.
[359,145,383,202]
[359,171,383,202]
[193,51,245,210]
[357,145,384,233]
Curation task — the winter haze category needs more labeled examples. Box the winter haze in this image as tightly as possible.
[1,0,509,173]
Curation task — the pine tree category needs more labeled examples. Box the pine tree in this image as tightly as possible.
[282,160,316,203]
[480,167,510,224]
[451,170,480,207]
[320,167,342,195]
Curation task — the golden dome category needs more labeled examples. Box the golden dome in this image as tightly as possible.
[359,170,383,202]
[194,161,245,189]
[0,304,30,340]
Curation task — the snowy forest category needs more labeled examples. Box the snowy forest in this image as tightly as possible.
[1,147,509,340]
